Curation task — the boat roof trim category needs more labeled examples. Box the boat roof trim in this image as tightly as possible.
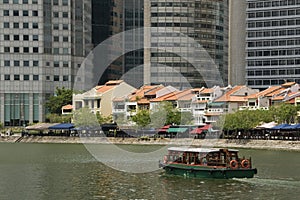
[167,147,239,153]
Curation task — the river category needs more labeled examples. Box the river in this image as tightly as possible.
[0,143,299,199]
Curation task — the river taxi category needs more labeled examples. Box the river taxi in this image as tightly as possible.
[159,147,257,179]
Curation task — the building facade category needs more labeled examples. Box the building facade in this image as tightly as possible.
[0,0,92,126]
[246,0,300,89]
[144,0,229,89]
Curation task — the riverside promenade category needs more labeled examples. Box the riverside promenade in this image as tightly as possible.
[1,136,300,151]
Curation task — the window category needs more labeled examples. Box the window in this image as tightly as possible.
[4,75,10,80]
[63,61,68,67]
[62,0,68,5]
[23,10,28,16]
[62,12,68,18]
[53,0,58,5]
[4,60,10,66]
[33,47,39,53]
[14,60,20,66]
[32,10,38,16]
[23,75,29,81]
[63,24,68,30]
[33,61,39,67]
[14,35,19,41]
[54,75,60,81]
[4,22,9,28]
[23,61,29,66]
[23,47,29,53]
[54,61,60,67]
[63,48,69,55]
[13,23,19,28]
[63,37,68,42]
[32,0,37,4]
[13,10,19,16]
[46,76,50,81]
[23,35,29,40]
[63,75,68,81]
[13,0,19,4]
[53,24,59,30]
[53,48,59,54]
[4,47,10,52]
[4,35,9,40]
[23,0,28,4]
[53,36,59,42]
[32,23,38,29]
[4,10,9,16]
[23,23,29,28]
[33,75,39,80]
[33,35,38,41]
[3,0,9,3]
[14,47,19,53]
[53,12,59,18]
[14,75,20,80]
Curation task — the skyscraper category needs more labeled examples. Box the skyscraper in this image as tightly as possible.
[0,0,92,125]
[144,0,229,89]
[246,0,300,89]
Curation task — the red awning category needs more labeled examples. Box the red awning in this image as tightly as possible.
[158,125,171,132]
[190,124,211,134]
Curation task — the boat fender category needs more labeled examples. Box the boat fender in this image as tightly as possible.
[230,160,238,169]
[241,159,250,169]
[163,156,168,164]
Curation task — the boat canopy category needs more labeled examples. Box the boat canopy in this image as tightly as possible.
[167,147,238,153]
[167,127,188,133]
[48,123,74,130]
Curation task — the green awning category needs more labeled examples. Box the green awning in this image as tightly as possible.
[167,128,188,133]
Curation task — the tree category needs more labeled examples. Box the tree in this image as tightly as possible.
[73,107,99,128]
[131,109,151,129]
[46,113,72,123]
[270,103,298,124]
[96,112,113,125]
[45,87,73,114]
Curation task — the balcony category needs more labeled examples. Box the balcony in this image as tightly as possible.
[239,106,269,111]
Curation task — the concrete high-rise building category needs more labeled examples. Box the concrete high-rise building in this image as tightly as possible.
[0,0,92,126]
[246,0,300,89]
[144,0,229,89]
[229,0,247,86]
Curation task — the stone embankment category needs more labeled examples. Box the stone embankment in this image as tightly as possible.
[1,136,300,151]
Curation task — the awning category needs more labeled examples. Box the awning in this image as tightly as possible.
[48,123,74,130]
[255,122,277,129]
[283,124,300,129]
[270,124,290,130]
[26,123,59,131]
[158,125,171,132]
[167,128,188,133]
[190,124,212,134]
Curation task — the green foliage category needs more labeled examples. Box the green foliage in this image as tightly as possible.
[0,122,3,130]
[46,113,72,123]
[45,87,73,114]
[131,109,151,128]
[96,112,113,125]
[221,104,299,131]
[73,107,99,128]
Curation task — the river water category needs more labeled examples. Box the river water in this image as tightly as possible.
[0,143,299,200]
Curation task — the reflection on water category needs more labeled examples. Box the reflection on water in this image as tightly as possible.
[0,143,299,199]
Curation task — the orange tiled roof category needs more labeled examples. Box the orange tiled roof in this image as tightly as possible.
[105,80,124,85]
[265,88,286,97]
[137,98,150,104]
[246,86,281,99]
[215,86,247,102]
[201,88,214,94]
[97,85,115,93]
[62,104,73,110]
[281,82,296,87]
[150,91,179,102]
[165,89,193,101]
[272,95,285,101]
[129,85,161,102]
[145,85,165,96]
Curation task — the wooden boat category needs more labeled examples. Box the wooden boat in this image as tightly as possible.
[159,147,257,179]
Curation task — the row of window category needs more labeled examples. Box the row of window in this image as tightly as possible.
[248,0,300,9]
[3,10,38,17]
[248,19,300,28]
[248,29,300,38]
[248,79,300,86]
[3,60,38,67]
[3,22,38,29]
[247,59,300,66]
[2,74,69,81]
[248,68,300,76]
[151,12,194,18]
[151,2,193,7]
[53,12,69,18]
[4,34,38,41]
[3,47,70,54]
[2,0,38,4]
[248,49,300,57]
[248,9,300,18]
[248,39,300,47]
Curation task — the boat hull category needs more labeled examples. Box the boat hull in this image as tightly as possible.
[159,162,257,179]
